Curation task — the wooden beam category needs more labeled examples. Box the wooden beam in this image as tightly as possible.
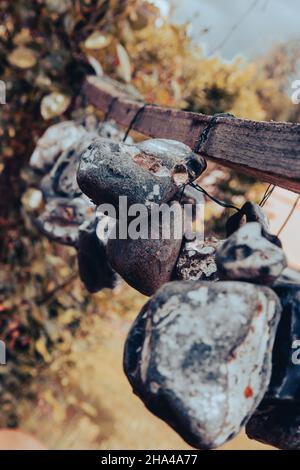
[84,75,300,194]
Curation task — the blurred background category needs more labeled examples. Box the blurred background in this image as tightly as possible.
[0,0,300,450]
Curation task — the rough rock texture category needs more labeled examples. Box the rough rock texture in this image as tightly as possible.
[246,403,300,450]
[124,281,281,449]
[30,121,88,174]
[106,207,183,296]
[275,267,300,286]
[269,284,300,401]
[30,119,130,175]
[216,222,287,285]
[77,218,117,293]
[246,284,300,449]
[35,197,94,246]
[175,238,221,281]
[77,138,206,208]
[226,202,281,247]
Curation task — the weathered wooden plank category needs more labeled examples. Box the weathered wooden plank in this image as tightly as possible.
[84,75,300,193]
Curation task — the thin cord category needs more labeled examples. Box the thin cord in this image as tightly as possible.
[102,96,118,123]
[190,183,240,211]
[123,103,150,143]
[277,194,300,237]
[259,183,276,207]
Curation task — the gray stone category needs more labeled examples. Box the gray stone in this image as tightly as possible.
[246,403,300,450]
[40,132,100,199]
[35,196,94,246]
[30,121,88,174]
[275,267,300,286]
[226,202,281,247]
[77,218,117,293]
[77,138,206,208]
[175,238,221,281]
[124,281,281,449]
[246,284,300,449]
[216,222,287,285]
[106,205,183,296]
[30,119,130,175]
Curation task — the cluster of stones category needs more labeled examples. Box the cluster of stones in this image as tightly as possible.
[31,119,300,450]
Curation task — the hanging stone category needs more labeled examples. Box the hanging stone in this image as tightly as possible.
[246,403,300,450]
[216,222,287,285]
[175,237,221,281]
[35,197,95,246]
[30,119,132,175]
[30,121,88,174]
[40,137,98,199]
[246,284,300,449]
[77,138,207,208]
[77,216,117,293]
[226,201,281,247]
[106,204,183,296]
[124,280,281,449]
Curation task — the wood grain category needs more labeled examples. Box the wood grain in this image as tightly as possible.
[84,75,300,193]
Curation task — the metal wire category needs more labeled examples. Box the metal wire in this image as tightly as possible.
[189,112,240,212]
[190,183,240,211]
[259,183,276,207]
[123,103,150,143]
[193,113,234,153]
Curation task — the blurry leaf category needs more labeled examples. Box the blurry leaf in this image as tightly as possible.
[87,55,103,76]
[13,29,32,45]
[80,402,97,418]
[43,389,66,422]
[21,188,43,212]
[8,47,36,69]
[36,337,51,363]
[45,0,71,14]
[116,44,132,83]
[59,308,80,325]
[30,305,45,325]
[84,32,111,50]
[41,93,71,120]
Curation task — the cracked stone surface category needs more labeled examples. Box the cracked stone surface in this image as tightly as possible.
[175,237,221,281]
[216,222,287,285]
[246,284,300,449]
[77,138,206,208]
[124,280,281,449]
